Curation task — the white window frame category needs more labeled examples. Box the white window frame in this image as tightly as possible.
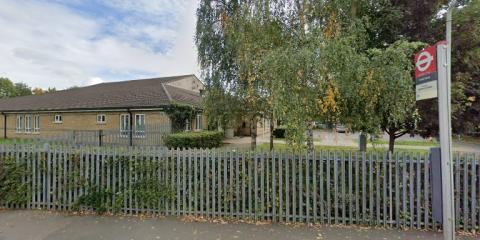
[195,113,202,131]
[120,114,130,137]
[54,115,63,123]
[25,114,31,133]
[134,114,146,138]
[33,115,40,133]
[96,114,106,124]
[185,119,191,131]
[16,115,23,133]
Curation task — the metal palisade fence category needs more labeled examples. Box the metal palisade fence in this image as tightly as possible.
[0,143,478,232]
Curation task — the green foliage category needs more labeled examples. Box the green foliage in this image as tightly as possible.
[196,0,284,145]
[164,131,224,149]
[272,127,286,139]
[196,0,480,151]
[196,0,241,130]
[0,78,33,98]
[0,77,16,98]
[131,160,175,209]
[448,1,480,135]
[14,82,32,96]
[367,40,425,152]
[74,157,174,214]
[0,156,31,205]
[45,87,57,93]
[165,105,195,132]
[76,186,113,214]
[203,87,242,129]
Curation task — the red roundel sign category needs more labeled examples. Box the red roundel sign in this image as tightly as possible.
[414,45,437,79]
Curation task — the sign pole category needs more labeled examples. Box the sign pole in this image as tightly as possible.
[440,1,456,240]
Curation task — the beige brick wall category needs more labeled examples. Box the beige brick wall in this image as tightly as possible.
[166,76,204,93]
[1,110,173,139]
[0,114,4,137]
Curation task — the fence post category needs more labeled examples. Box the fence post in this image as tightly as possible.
[43,142,51,210]
[72,130,77,145]
[98,130,103,147]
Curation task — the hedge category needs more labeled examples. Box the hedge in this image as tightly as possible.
[164,131,224,149]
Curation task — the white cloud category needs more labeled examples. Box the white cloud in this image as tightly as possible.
[0,0,200,89]
[102,0,187,17]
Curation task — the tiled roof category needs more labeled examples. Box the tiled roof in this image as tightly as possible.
[0,75,202,112]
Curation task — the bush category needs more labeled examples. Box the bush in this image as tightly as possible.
[273,127,286,138]
[164,131,224,149]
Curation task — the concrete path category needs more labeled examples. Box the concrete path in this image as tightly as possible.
[0,210,477,240]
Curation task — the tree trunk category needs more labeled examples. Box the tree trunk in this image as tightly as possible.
[251,117,257,150]
[359,132,367,152]
[269,114,274,151]
[307,121,314,152]
[388,132,396,153]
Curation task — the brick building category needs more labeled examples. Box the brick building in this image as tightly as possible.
[0,75,206,143]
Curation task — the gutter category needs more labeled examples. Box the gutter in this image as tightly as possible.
[0,105,171,114]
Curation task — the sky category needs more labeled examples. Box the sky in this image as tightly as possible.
[0,0,200,89]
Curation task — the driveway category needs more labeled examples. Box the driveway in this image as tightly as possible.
[0,210,476,240]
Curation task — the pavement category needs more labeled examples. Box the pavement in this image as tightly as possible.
[1,210,478,240]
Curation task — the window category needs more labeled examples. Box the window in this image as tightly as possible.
[97,114,106,124]
[25,115,31,133]
[54,115,62,123]
[195,113,202,131]
[16,115,23,132]
[120,114,130,137]
[185,119,191,131]
[135,114,145,138]
[33,115,40,133]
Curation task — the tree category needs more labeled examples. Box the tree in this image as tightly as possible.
[196,0,241,131]
[32,87,44,95]
[165,105,195,132]
[67,86,80,90]
[14,82,32,97]
[0,78,16,99]
[263,42,325,150]
[227,1,286,149]
[367,40,425,152]
[196,0,479,152]
[374,0,480,137]
[196,0,284,149]
[261,1,369,151]
[45,87,57,93]
[441,1,479,135]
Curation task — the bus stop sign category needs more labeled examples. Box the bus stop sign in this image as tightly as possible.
[415,44,439,101]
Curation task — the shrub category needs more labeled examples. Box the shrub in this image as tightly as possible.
[164,131,223,149]
[0,156,30,205]
[273,127,286,139]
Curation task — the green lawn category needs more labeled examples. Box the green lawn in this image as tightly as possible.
[0,138,15,144]
[369,139,439,147]
[256,143,429,154]
[456,135,480,144]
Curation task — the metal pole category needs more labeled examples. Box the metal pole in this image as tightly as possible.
[2,113,7,139]
[440,1,456,239]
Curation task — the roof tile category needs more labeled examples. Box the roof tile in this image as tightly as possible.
[0,75,202,112]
